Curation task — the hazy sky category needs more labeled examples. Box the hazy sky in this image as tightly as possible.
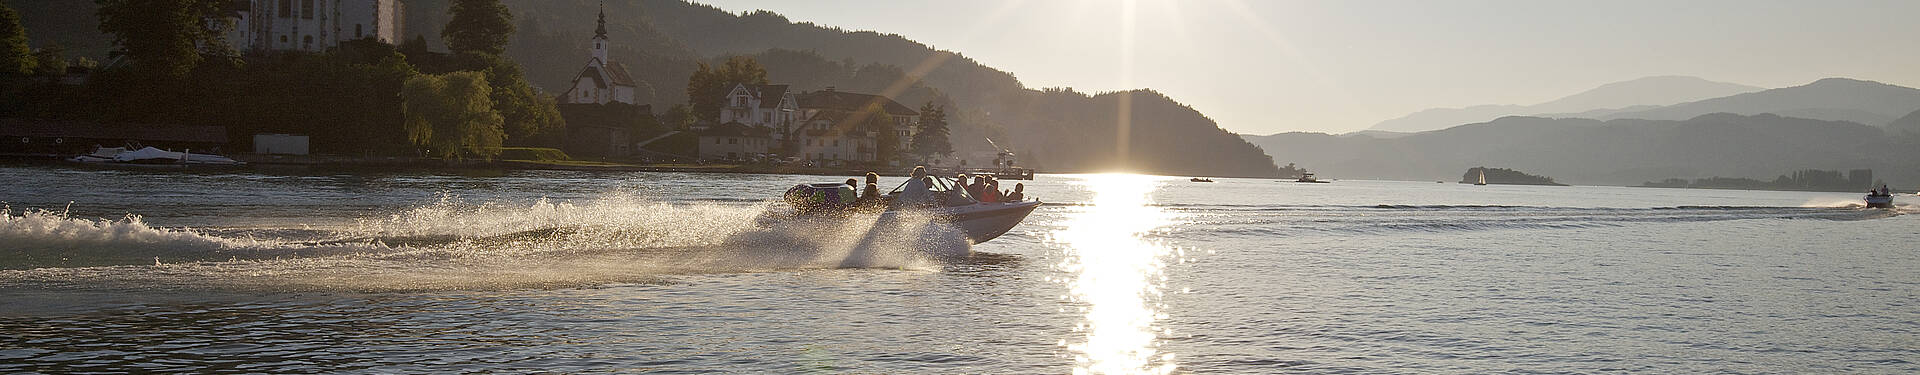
[701,0,1920,135]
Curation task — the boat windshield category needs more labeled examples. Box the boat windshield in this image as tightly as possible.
[887,173,981,205]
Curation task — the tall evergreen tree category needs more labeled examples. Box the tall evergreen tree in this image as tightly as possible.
[910,102,952,161]
[0,2,32,75]
[442,0,515,56]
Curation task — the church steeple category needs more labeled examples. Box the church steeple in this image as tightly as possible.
[594,3,608,38]
[591,2,609,65]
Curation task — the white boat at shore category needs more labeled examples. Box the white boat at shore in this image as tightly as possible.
[70,146,244,167]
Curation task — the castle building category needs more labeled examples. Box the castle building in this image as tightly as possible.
[558,5,639,105]
[227,0,406,53]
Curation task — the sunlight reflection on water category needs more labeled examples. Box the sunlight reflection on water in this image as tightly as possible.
[1053,174,1178,375]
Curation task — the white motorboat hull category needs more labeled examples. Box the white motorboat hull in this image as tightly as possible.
[1864,194,1894,208]
[885,200,1041,244]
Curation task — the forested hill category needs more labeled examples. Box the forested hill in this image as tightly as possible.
[7,0,1283,176]
[485,0,1284,177]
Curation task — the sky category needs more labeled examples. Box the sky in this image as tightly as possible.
[700,0,1920,135]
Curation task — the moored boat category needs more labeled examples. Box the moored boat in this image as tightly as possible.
[1294,172,1329,183]
[69,146,244,167]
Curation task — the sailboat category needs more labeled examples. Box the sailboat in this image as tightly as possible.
[1474,170,1487,186]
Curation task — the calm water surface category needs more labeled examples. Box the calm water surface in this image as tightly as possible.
[1,165,1916,373]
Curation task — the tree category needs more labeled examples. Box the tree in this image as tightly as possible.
[31,44,66,76]
[685,55,768,122]
[95,0,230,79]
[661,104,695,130]
[458,52,562,146]
[0,2,31,75]
[910,102,952,161]
[403,71,505,160]
[442,0,515,56]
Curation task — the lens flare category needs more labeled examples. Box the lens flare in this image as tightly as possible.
[1053,174,1177,374]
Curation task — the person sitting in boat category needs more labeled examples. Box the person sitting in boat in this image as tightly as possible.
[966,174,988,199]
[898,166,933,206]
[980,176,1003,203]
[858,172,882,205]
[1005,183,1025,202]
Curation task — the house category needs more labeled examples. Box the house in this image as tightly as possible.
[558,5,640,105]
[795,88,919,154]
[789,111,877,162]
[719,83,798,133]
[227,0,406,53]
[696,122,773,161]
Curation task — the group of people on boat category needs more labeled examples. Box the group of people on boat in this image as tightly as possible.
[1868,184,1893,196]
[788,166,1029,215]
[895,166,1025,207]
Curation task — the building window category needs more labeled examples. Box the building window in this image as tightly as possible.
[762,113,770,123]
[279,35,288,43]
[714,138,721,144]
[729,138,738,145]
[278,0,292,18]
[832,140,839,147]
[355,24,363,38]
[301,0,314,19]
[832,153,839,160]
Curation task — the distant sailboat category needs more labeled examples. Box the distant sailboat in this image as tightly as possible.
[1474,170,1487,186]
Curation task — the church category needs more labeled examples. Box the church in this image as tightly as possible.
[556,5,649,159]
[559,6,640,105]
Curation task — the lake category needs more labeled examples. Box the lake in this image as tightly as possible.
[1,165,1915,373]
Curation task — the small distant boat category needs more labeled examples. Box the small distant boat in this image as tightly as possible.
[70,146,244,167]
[1474,170,1488,186]
[1294,172,1329,183]
[1865,185,1894,208]
[1190,177,1214,183]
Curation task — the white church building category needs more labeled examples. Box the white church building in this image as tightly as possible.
[227,0,406,53]
[558,6,640,105]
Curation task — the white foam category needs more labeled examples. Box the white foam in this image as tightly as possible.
[0,195,970,292]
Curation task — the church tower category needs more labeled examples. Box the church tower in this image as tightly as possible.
[591,4,610,66]
[560,2,639,105]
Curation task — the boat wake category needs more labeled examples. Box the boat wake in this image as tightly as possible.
[0,195,972,292]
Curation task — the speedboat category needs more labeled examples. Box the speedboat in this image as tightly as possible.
[1865,186,1895,208]
[781,176,1040,244]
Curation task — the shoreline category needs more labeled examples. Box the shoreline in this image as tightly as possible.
[0,153,985,178]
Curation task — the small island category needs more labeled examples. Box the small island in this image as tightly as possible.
[1461,167,1567,186]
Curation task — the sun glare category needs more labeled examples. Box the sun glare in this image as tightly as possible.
[1053,173,1178,375]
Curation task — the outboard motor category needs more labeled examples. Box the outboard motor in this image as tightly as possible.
[784,183,857,214]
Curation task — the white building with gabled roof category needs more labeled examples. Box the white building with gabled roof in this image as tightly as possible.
[559,5,639,105]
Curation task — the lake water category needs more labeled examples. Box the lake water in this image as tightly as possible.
[2,165,1916,373]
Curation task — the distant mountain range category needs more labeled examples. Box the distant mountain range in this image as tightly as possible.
[1590,78,1920,127]
[1247,112,1920,187]
[1368,76,1762,133]
[1252,77,1920,188]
